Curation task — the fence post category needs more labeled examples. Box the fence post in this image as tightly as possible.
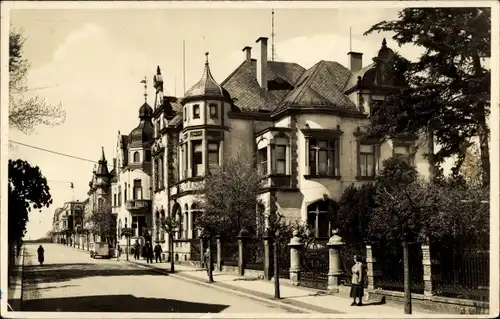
[365,245,379,290]
[263,229,273,280]
[288,230,303,286]
[237,228,251,276]
[327,231,344,293]
[216,235,222,272]
[421,243,435,298]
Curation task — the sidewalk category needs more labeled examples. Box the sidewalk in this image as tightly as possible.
[7,246,25,311]
[124,258,441,315]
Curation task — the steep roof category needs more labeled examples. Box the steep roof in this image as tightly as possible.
[275,60,358,114]
[95,147,110,177]
[221,60,305,112]
[183,53,229,103]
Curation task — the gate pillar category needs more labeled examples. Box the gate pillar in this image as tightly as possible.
[327,230,344,293]
[288,230,303,286]
[237,228,251,276]
[263,229,273,280]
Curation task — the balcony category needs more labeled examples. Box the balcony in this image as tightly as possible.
[125,199,151,213]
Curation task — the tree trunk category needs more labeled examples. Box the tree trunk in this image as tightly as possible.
[169,233,175,273]
[126,236,129,261]
[403,240,412,314]
[208,237,214,283]
[472,54,490,187]
[273,237,280,299]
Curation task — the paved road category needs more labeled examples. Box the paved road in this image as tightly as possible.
[22,243,291,313]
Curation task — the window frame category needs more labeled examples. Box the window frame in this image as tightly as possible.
[191,140,203,177]
[258,147,268,176]
[133,151,140,163]
[209,103,218,119]
[193,104,201,119]
[358,143,377,178]
[208,142,220,170]
[393,143,415,166]
[306,137,340,177]
[275,144,287,175]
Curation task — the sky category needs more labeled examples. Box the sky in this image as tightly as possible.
[6,5,465,240]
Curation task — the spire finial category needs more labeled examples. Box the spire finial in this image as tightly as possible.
[156,65,161,75]
[140,76,148,102]
[205,52,209,64]
[382,38,387,47]
[101,146,106,161]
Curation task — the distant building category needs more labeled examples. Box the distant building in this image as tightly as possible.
[52,201,85,244]
[145,37,432,260]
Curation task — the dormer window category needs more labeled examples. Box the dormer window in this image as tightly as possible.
[209,103,218,119]
[133,151,140,163]
[193,104,200,119]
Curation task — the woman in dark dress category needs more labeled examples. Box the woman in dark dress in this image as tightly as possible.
[350,255,364,306]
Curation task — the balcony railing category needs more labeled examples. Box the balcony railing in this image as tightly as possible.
[125,199,151,212]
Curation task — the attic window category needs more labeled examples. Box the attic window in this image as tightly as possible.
[193,104,200,119]
[209,103,218,118]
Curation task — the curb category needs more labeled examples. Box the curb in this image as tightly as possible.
[124,260,341,314]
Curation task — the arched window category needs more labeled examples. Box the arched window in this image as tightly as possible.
[306,197,337,239]
[125,217,128,228]
[118,219,123,237]
[98,198,104,210]
[133,151,140,162]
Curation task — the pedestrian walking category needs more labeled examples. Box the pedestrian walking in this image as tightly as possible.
[203,248,213,275]
[116,244,122,262]
[133,240,140,260]
[37,245,45,266]
[144,241,153,263]
[350,255,364,306]
[154,242,163,263]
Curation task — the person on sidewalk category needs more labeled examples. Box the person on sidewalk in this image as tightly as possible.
[144,241,154,263]
[350,255,364,306]
[133,240,140,260]
[37,245,45,265]
[203,248,213,275]
[116,244,122,262]
[154,242,163,263]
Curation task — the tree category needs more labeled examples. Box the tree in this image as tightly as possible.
[161,215,180,273]
[88,200,115,244]
[9,26,65,134]
[8,159,53,265]
[120,227,134,261]
[196,151,263,242]
[458,142,483,187]
[364,8,491,186]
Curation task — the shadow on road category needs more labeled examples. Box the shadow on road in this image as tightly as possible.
[23,294,230,312]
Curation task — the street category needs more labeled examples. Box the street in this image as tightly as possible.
[21,243,292,313]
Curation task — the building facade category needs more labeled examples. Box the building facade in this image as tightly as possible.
[146,37,432,259]
[112,101,155,249]
[52,201,85,245]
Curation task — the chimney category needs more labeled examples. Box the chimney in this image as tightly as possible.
[347,52,363,72]
[242,46,252,62]
[256,37,268,90]
[113,158,117,170]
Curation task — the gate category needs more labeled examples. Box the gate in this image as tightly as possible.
[299,243,329,290]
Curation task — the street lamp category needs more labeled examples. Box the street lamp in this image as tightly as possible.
[85,222,90,251]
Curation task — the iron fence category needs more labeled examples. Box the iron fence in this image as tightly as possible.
[246,240,264,271]
[191,240,201,261]
[222,242,239,267]
[299,243,329,290]
[375,243,424,294]
[432,242,489,302]
[277,240,290,279]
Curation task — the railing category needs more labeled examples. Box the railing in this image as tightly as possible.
[375,243,424,294]
[299,243,329,290]
[432,242,489,302]
[246,240,264,271]
[277,240,290,279]
[125,199,151,211]
[222,242,239,267]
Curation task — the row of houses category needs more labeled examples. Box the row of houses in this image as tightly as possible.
[53,36,433,258]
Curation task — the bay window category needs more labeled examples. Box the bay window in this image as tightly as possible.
[308,138,339,176]
[208,142,220,171]
[359,144,376,177]
[258,147,268,175]
[192,141,203,177]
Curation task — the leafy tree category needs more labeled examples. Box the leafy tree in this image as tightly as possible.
[337,183,378,245]
[364,8,491,187]
[88,199,116,244]
[9,26,65,134]
[458,142,483,187]
[8,159,53,265]
[161,215,181,273]
[196,151,263,242]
